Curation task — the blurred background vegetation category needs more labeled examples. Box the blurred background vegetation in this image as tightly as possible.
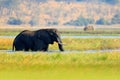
[0,0,120,27]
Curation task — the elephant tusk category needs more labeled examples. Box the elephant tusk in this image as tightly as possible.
[61,43,66,46]
[58,42,66,46]
[58,42,63,45]
[57,38,66,45]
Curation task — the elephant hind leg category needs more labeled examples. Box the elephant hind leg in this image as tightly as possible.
[15,43,25,51]
[25,48,29,51]
[42,45,49,51]
[15,47,24,51]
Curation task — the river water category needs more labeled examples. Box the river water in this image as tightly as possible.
[1,49,120,54]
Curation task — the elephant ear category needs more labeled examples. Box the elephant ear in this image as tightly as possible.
[46,31,56,44]
[36,30,52,44]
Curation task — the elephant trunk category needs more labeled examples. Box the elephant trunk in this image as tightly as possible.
[57,38,64,51]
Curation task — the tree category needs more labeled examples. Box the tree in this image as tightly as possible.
[101,0,119,5]
[64,16,94,26]
[7,17,23,25]
[29,18,39,26]
[96,18,111,25]
[111,13,120,24]
[47,21,58,26]
[0,0,20,9]
[34,0,47,2]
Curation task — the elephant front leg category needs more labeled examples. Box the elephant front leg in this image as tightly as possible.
[32,39,48,51]
[42,44,49,51]
[58,44,64,51]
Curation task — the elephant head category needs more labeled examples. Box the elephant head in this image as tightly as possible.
[36,28,64,51]
[48,29,64,51]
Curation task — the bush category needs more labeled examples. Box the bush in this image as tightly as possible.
[96,18,111,25]
[29,19,38,26]
[47,21,58,26]
[0,0,20,9]
[64,16,94,26]
[111,13,120,24]
[7,17,23,25]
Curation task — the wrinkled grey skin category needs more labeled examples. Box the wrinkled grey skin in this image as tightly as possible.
[12,28,64,51]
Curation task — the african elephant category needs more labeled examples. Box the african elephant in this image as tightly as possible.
[12,28,64,51]
[84,26,94,31]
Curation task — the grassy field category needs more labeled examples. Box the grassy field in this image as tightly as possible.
[0,27,120,80]
[0,38,120,80]
[1,26,120,36]
[0,52,120,80]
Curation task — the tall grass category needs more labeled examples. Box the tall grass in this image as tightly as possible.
[0,38,13,50]
[0,52,120,80]
[62,38,120,50]
[0,38,120,50]
[0,52,120,70]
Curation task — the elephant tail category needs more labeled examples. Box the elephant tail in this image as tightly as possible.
[12,43,14,51]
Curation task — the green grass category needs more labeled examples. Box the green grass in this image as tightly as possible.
[1,29,120,36]
[0,66,120,80]
[61,30,120,36]
[54,38,120,51]
[0,28,120,80]
[0,52,120,80]
[0,29,20,36]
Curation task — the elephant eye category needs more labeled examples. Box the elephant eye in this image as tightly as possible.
[50,32,53,35]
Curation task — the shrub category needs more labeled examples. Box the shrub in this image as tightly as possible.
[96,18,111,25]
[111,13,120,24]
[7,17,23,25]
[64,16,94,26]
[47,21,58,26]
